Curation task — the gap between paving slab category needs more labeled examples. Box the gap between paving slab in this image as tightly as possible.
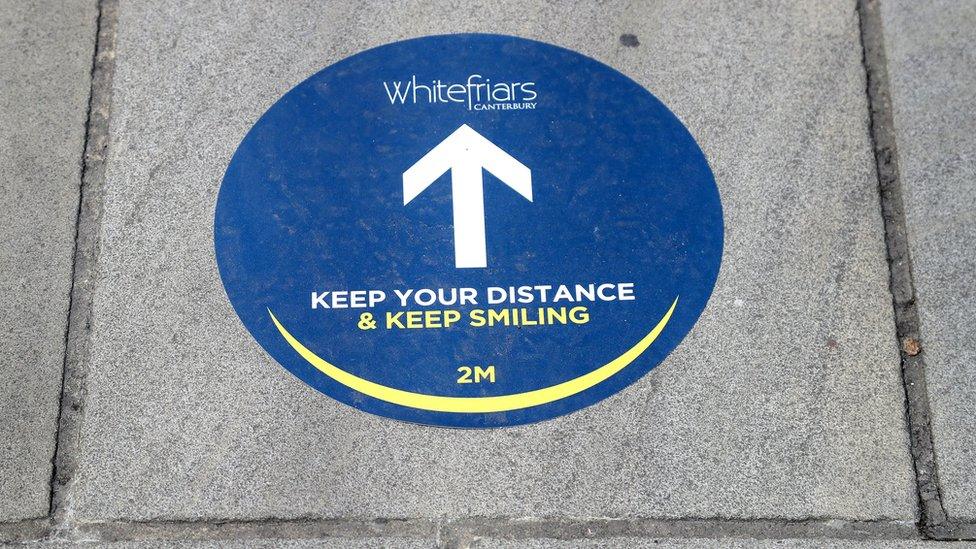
[0,516,923,547]
[856,0,946,536]
[48,0,119,536]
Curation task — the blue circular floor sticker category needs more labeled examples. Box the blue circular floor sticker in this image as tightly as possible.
[215,34,723,428]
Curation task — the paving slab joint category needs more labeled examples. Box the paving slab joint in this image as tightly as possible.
[46,0,119,540]
[433,517,920,548]
[855,0,966,541]
[0,519,52,545]
[0,517,924,546]
[946,523,976,542]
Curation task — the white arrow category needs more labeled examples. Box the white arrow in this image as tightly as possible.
[403,124,532,269]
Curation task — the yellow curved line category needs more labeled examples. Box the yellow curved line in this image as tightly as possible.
[269,297,678,413]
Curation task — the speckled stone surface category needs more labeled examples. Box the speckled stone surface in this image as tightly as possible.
[18,537,976,549]
[882,0,976,522]
[473,539,971,549]
[20,539,432,549]
[0,0,96,520]
[72,0,914,522]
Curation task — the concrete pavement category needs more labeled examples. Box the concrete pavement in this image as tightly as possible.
[0,0,974,546]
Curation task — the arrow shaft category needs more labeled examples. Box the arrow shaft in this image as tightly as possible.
[403,125,531,269]
[450,162,487,269]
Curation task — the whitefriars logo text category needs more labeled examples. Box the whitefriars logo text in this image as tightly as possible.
[383,74,538,111]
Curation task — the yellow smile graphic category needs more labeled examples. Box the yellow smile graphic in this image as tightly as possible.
[269,297,677,413]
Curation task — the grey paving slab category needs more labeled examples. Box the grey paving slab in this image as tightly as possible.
[475,539,972,549]
[116,540,429,549]
[477,539,964,549]
[72,0,914,521]
[881,0,976,522]
[0,0,97,520]
[148,542,426,549]
[12,538,974,549]
[18,539,430,548]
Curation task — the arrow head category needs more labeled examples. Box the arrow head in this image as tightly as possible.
[402,124,532,204]
[402,124,533,269]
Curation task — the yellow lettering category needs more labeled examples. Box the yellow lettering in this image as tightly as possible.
[469,309,485,327]
[406,311,422,329]
[444,310,461,327]
[386,312,404,329]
